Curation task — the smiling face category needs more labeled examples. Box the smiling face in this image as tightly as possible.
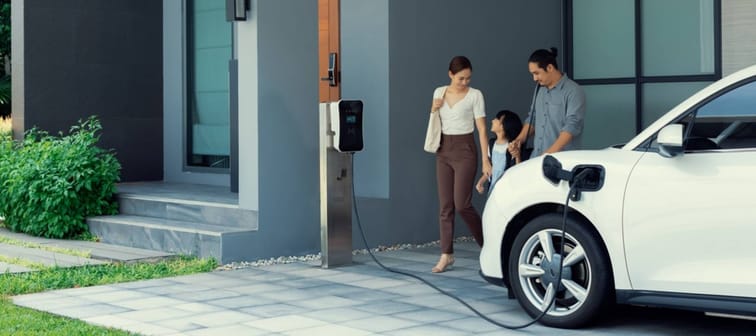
[448,68,472,91]
[528,62,559,88]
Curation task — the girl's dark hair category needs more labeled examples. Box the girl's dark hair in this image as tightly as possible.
[449,56,472,74]
[528,47,559,71]
[495,110,523,142]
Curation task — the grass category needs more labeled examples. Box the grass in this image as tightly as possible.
[0,256,218,335]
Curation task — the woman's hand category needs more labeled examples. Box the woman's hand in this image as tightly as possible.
[476,180,485,194]
[431,98,443,112]
[482,159,492,178]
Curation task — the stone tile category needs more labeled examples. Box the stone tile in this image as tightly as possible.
[187,310,258,328]
[438,316,502,333]
[283,323,372,336]
[13,296,102,312]
[86,289,154,303]
[83,315,141,330]
[353,301,423,315]
[224,283,289,295]
[57,303,132,319]
[342,315,420,333]
[119,322,180,335]
[112,296,188,310]
[169,289,240,302]
[291,295,363,310]
[110,306,196,323]
[397,308,468,323]
[206,295,275,309]
[301,307,375,323]
[387,324,471,336]
[183,324,272,336]
[244,315,326,333]
[348,277,414,290]
[240,303,307,318]
[174,302,225,313]
[256,288,318,302]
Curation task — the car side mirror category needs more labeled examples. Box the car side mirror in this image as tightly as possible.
[658,124,684,158]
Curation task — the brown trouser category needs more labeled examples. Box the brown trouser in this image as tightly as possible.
[436,133,484,254]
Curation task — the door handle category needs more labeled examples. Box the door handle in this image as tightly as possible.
[320,52,338,87]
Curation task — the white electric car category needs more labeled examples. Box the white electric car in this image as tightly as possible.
[480,64,756,328]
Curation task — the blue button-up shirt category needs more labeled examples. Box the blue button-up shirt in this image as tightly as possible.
[525,75,586,158]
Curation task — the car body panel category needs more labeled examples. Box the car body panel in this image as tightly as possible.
[624,148,756,296]
[480,148,645,290]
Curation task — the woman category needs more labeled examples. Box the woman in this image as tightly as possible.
[430,56,491,273]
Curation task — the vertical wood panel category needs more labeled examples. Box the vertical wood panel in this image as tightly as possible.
[319,0,340,102]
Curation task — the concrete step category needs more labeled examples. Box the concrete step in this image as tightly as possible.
[117,194,257,229]
[87,215,258,263]
[0,243,107,268]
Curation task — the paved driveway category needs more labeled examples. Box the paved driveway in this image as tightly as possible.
[13,242,756,335]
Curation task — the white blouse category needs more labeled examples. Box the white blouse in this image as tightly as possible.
[433,86,485,135]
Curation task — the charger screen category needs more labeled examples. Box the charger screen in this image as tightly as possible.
[345,115,357,124]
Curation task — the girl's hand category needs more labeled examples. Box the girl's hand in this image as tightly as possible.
[476,181,485,194]
[431,98,443,112]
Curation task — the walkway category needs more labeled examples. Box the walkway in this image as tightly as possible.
[10,239,756,335]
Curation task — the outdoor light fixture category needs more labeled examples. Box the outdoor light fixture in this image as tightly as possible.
[226,0,249,21]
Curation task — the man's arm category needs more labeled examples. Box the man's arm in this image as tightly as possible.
[544,131,573,154]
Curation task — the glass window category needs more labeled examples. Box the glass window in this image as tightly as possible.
[642,82,712,128]
[187,0,232,169]
[573,0,635,79]
[581,84,636,148]
[642,0,715,76]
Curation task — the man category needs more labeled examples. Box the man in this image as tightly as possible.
[512,48,586,158]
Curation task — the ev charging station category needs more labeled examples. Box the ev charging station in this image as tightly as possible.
[319,100,363,268]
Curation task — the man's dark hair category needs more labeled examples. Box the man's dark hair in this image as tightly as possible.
[528,47,559,71]
[449,56,472,74]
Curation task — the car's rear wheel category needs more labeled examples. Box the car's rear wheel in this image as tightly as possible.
[508,213,613,328]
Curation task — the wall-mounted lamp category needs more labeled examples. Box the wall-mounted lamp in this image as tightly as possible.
[226,0,249,21]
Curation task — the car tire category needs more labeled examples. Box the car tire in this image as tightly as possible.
[508,213,613,328]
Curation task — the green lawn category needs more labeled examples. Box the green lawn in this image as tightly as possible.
[0,256,217,335]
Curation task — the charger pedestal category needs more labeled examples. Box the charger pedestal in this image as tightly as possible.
[319,102,353,268]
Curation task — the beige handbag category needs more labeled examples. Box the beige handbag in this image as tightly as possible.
[424,86,447,153]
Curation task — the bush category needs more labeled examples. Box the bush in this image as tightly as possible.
[0,116,120,238]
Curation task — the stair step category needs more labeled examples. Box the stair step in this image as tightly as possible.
[117,194,257,229]
[87,215,258,263]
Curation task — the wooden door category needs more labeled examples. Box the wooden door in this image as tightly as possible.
[319,0,340,102]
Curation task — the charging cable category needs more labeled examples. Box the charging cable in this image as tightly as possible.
[349,153,588,330]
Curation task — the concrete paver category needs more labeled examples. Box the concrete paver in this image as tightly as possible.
[3,231,756,335]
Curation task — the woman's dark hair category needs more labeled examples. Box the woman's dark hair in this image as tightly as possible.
[496,110,523,142]
[528,47,559,71]
[448,56,472,74]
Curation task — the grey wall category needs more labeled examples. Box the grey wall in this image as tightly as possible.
[342,0,562,248]
[16,0,163,182]
[240,0,321,257]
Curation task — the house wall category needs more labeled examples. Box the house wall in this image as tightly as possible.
[14,0,164,182]
[722,0,756,76]
[342,0,562,248]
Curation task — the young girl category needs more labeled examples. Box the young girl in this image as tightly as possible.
[476,110,524,195]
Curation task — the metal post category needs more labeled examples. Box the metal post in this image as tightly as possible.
[319,103,352,268]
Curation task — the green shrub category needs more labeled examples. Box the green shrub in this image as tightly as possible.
[0,116,120,238]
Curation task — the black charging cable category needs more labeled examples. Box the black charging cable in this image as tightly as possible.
[349,153,588,330]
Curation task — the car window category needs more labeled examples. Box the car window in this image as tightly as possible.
[690,80,756,150]
[641,79,756,152]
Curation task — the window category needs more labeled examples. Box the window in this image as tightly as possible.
[689,80,756,150]
[568,0,721,148]
[186,0,232,169]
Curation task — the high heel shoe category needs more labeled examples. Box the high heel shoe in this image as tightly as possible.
[432,254,455,273]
